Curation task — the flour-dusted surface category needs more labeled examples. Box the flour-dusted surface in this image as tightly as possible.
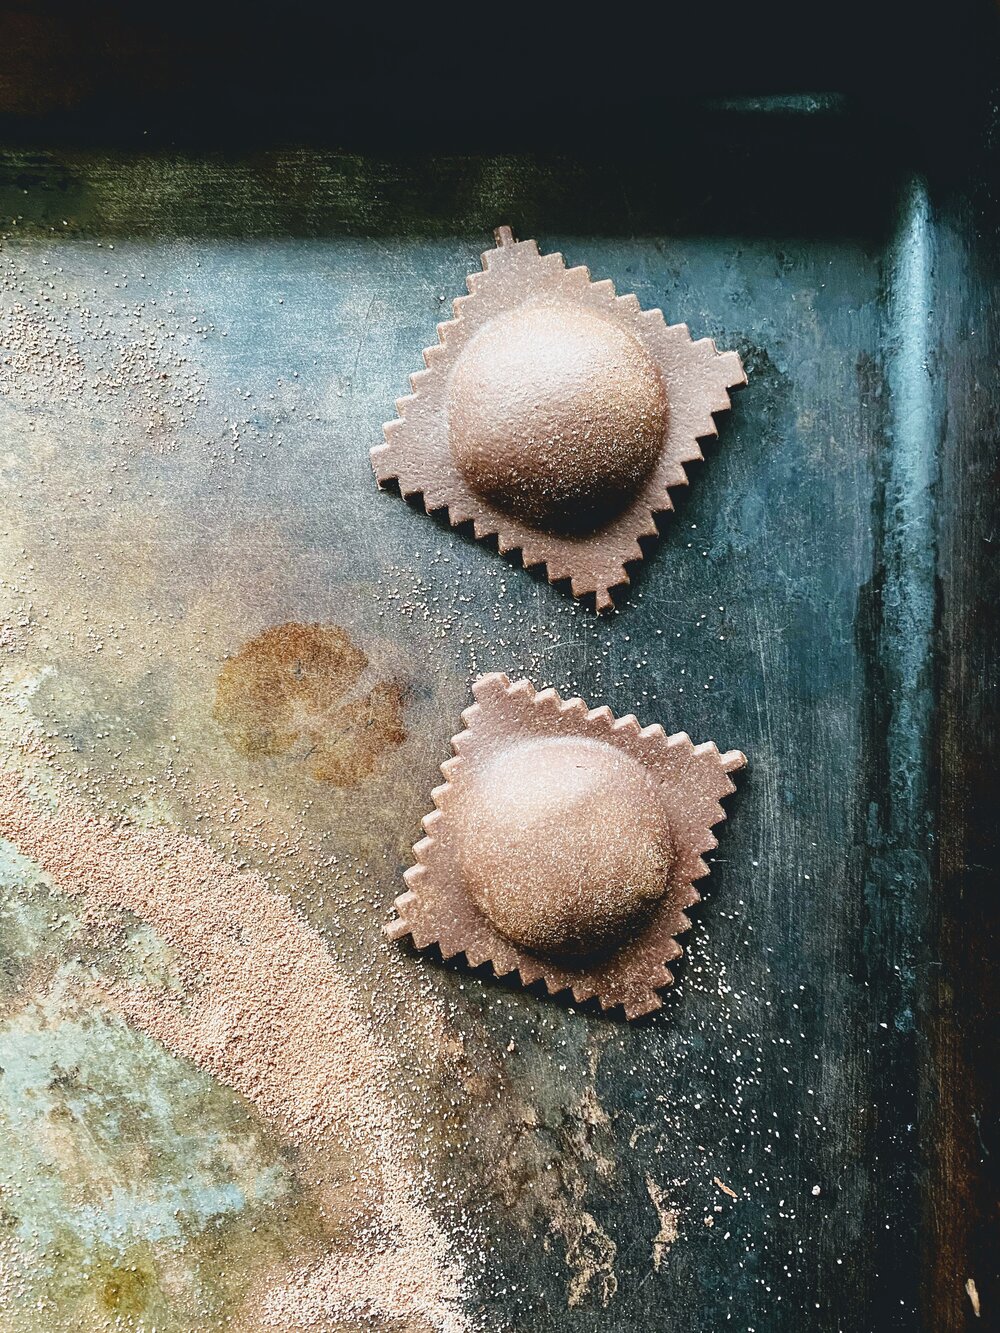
[0,140,959,1332]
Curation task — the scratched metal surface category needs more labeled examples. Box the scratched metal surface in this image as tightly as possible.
[0,101,994,1333]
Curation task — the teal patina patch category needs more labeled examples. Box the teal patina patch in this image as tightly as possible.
[0,840,322,1331]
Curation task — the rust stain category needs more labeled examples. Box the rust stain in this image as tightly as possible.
[483,1059,620,1311]
[96,1254,156,1317]
[966,1277,981,1319]
[713,1175,739,1200]
[213,623,406,788]
[561,1210,618,1309]
[644,1175,680,1271]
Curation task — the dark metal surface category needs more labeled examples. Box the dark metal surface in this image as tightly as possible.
[0,20,997,1331]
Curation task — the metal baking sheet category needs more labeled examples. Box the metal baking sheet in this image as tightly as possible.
[0,84,996,1333]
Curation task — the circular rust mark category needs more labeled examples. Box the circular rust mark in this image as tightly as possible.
[455,735,675,958]
[96,1256,156,1318]
[447,303,668,530]
[213,623,406,787]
